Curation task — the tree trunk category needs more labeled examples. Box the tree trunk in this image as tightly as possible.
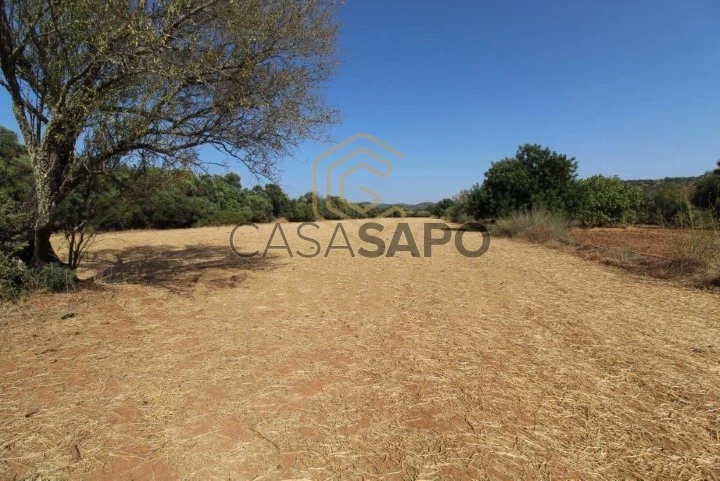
[32,222,61,266]
[28,150,62,267]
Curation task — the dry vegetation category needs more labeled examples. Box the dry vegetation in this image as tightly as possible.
[1,218,719,480]
[571,226,720,288]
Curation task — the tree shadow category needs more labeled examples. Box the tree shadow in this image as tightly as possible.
[82,244,275,293]
[440,222,490,232]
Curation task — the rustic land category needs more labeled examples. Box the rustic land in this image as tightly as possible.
[1,219,719,480]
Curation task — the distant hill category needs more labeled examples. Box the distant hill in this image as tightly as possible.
[357,201,436,211]
[625,175,703,187]
[378,202,435,211]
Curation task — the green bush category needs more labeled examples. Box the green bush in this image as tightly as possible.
[476,144,579,218]
[690,173,720,217]
[409,210,432,218]
[670,203,718,230]
[0,197,31,301]
[492,207,571,243]
[197,209,248,227]
[443,204,470,223]
[641,182,688,225]
[0,252,27,301]
[31,263,77,293]
[432,198,455,217]
[577,175,644,226]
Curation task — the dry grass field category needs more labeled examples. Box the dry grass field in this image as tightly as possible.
[1,218,719,480]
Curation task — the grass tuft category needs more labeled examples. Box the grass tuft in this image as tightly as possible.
[666,226,720,277]
[492,207,572,243]
[31,263,77,293]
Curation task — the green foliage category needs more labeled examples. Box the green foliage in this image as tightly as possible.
[0,197,30,255]
[2,194,78,297]
[491,207,572,243]
[284,198,316,222]
[0,126,24,160]
[577,175,644,226]
[432,198,455,217]
[264,184,290,218]
[313,195,368,220]
[31,263,77,293]
[405,210,432,218]
[0,128,31,203]
[630,179,691,225]
[474,144,579,218]
[53,166,283,231]
[0,252,26,301]
[0,197,31,301]
[442,204,471,223]
[690,173,720,217]
[1,1,340,265]
[462,184,487,220]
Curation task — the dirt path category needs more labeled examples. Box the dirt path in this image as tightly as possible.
[1,219,719,480]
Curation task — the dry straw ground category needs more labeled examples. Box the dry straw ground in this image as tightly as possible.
[1,218,719,480]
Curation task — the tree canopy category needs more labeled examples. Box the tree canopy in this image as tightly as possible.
[469,144,579,218]
[0,0,340,264]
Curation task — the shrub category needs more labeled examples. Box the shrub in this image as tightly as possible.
[478,144,579,218]
[198,209,248,227]
[0,252,28,301]
[410,210,432,218]
[642,182,688,225]
[432,198,455,217]
[667,230,720,276]
[492,207,571,243]
[665,210,720,276]
[442,204,471,223]
[31,263,77,293]
[690,172,720,217]
[577,175,644,226]
[670,205,717,230]
[0,197,31,301]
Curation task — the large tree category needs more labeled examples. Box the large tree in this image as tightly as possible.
[0,0,339,265]
[478,144,579,217]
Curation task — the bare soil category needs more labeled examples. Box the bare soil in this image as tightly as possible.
[570,226,720,286]
[572,226,690,259]
[1,219,719,480]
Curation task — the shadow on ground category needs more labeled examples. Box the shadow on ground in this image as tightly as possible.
[82,244,274,292]
[440,222,490,232]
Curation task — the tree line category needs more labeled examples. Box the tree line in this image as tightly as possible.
[1,125,433,232]
[3,130,719,241]
[3,128,720,299]
[435,144,720,228]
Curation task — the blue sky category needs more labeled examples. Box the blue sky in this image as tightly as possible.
[2,0,720,203]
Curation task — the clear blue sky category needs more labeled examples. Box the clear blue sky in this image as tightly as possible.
[2,0,720,203]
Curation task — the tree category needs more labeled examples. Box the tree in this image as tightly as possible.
[431,198,455,217]
[0,125,24,159]
[462,184,488,219]
[577,175,644,226]
[0,0,339,265]
[691,173,720,217]
[264,183,290,218]
[476,144,579,217]
[643,182,689,225]
[0,127,31,203]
